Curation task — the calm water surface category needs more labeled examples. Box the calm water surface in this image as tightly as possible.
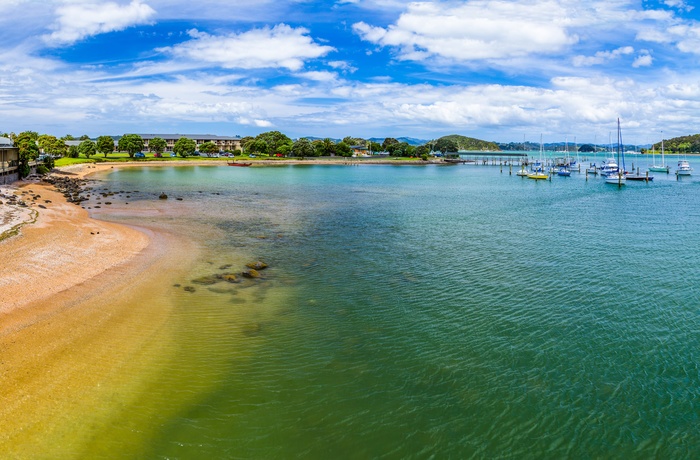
[89,162,700,458]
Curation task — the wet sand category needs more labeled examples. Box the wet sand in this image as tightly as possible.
[0,172,200,456]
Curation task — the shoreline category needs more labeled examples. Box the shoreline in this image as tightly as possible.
[0,168,203,455]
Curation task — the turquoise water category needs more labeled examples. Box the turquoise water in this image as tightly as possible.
[93,163,700,458]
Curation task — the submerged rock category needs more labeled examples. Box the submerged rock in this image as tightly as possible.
[159,192,168,199]
[245,261,268,270]
[220,273,240,283]
[191,275,220,285]
[242,269,261,279]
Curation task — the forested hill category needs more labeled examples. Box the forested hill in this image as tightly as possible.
[437,134,501,151]
[652,134,700,153]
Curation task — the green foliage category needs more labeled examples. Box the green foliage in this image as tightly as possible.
[79,140,96,158]
[79,134,91,140]
[199,141,219,155]
[435,138,458,153]
[415,145,430,156]
[62,134,76,140]
[96,135,116,157]
[256,131,293,154]
[654,134,700,153]
[42,154,55,170]
[36,165,49,175]
[369,141,382,153]
[68,145,79,158]
[277,144,291,156]
[118,134,144,157]
[382,137,399,149]
[291,138,315,158]
[14,132,39,179]
[336,141,352,157]
[37,134,68,158]
[436,134,500,152]
[248,139,269,154]
[240,136,255,152]
[173,137,196,158]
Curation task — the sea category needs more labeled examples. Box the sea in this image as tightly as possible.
[77,158,700,458]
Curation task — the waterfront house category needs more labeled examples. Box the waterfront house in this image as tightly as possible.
[1,137,20,184]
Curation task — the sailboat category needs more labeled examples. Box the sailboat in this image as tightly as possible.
[605,119,626,186]
[527,135,549,180]
[649,134,670,173]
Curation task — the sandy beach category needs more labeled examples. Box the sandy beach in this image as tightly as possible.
[0,166,202,456]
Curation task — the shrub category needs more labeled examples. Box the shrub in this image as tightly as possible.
[36,165,49,175]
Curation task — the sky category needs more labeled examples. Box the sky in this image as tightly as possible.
[1,0,700,144]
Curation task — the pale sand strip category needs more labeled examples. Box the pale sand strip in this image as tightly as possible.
[0,183,149,314]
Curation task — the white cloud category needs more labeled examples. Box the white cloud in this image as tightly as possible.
[297,71,339,82]
[632,53,653,68]
[328,61,357,73]
[572,46,634,67]
[45,0,156,45]
[159,24,335,71]
[353,1,579,62]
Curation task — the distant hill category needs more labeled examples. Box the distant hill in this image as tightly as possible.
[368,137,428,146]
[651,133,700,153]
[438,134,500,151]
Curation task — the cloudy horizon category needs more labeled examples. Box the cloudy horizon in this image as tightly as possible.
[1,0,699,144]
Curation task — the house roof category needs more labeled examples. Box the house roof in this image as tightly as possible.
[135,134,242,141]
[0,137,12,146]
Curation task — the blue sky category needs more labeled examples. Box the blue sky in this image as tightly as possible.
[1,0,700,144]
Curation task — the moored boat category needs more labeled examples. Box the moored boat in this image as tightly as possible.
[605,119,627,187]
[228,161,252,167]
[676,159,692,176]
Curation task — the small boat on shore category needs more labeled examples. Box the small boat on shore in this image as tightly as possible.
[228,161,252,167]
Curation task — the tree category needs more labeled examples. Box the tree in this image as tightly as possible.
[291,138,314,158]
[277,143,292,157]
[79,140,96,158]
[199,141,219,156]
[96,136,115,157]
[38,135,68,158]
[68,145,79,158]
[257,130,293,153]
[240,136,255,152]
[62,134,76,141]
[336,141,352,157]
[14,132,39,179]
[382,137,399,150]
[79,134,90,140]
[248,139,269,155]
[118,134,144,158]
[148,137,166,156]
[415,145,430,156]
[435,138,458,153]
[320,138,336,156]
[173,137,196,158]
[369,141,382,153]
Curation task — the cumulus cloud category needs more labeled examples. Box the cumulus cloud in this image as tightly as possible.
[158,25,335,71]
[572,46,634,67]
[632,53,653,67]
[353,1,578,62]
[45,0,156,46]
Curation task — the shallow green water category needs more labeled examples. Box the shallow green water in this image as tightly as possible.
[91,162,700,458]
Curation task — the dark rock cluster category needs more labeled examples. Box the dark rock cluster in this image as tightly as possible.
[182,260,270,293]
